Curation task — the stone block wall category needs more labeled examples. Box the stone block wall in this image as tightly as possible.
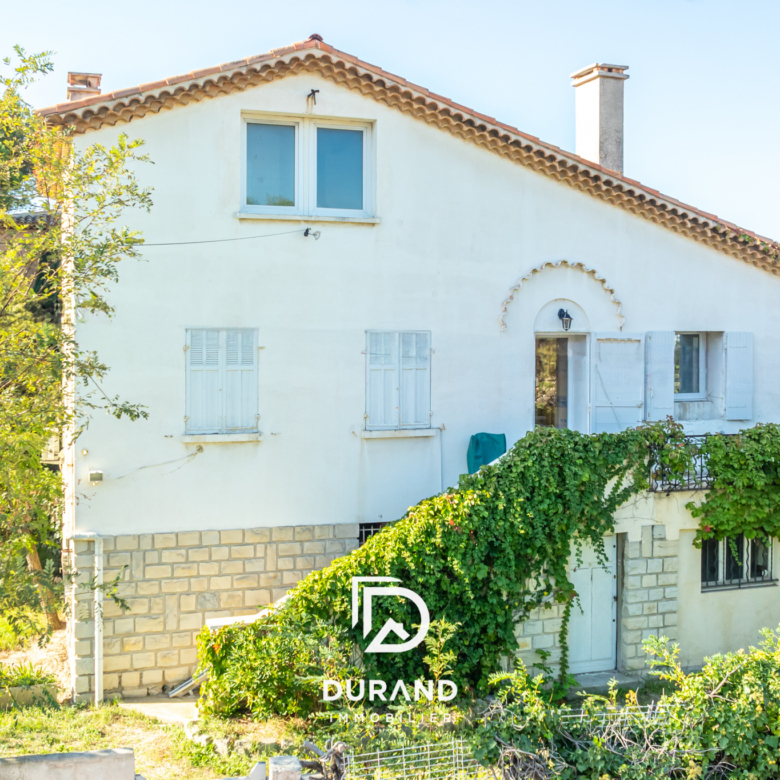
[512,526,680,677]
[67,523,359,700]
[618,525,679,672]
[514,601,566,673]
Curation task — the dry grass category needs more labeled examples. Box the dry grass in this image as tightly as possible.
[0,704,240,780]
[0,628,70,699]
[0,632,289,778]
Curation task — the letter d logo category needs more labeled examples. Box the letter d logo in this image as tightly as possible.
[351,577,431,653]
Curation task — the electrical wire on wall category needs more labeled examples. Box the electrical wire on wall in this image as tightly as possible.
[141,228,316,247]
[110,445,204,481]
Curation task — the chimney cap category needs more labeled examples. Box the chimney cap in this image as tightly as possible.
[570,63,629,84]
[67,72,102,87]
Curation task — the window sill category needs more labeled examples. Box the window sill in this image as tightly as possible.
[702,579,777,593]
[181,433,262,444]
[361,429,436,439]
[236,212,380,225]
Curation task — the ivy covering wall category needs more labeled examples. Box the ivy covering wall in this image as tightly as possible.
[198,422,780,718]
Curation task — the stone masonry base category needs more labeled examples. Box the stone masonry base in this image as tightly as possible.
[67,523,359,700]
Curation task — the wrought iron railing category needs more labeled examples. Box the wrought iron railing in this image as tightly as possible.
[648,434,732,493]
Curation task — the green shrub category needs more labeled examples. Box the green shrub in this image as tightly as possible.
[689,423,780,545]
[198,610,361,718]
[474,628,780,779]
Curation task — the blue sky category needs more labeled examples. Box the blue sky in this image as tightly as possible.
[3,0,779,239]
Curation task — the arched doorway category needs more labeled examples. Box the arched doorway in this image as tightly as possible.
[533,299,590,433]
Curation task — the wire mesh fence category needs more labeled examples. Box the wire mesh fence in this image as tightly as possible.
[344,738,492,780]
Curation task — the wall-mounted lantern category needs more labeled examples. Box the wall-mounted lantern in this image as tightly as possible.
[558,308,573,332]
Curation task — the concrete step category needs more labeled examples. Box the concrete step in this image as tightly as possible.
[567,670,642,698]
[118,695,199,725]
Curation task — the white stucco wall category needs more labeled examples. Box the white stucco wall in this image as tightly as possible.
[68,71,780,537]
[676,530,780,667]
[613,493,780,669]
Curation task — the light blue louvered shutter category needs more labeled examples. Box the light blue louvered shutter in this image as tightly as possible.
[591,333,645,433]
[724,332,753,420]
[645,331,675,421]
[399,332,431,428]
[186,329,221,433]
[224,330,258,431]
[366,332,399,429]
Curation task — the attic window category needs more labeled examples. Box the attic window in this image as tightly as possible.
[242,115,373,219]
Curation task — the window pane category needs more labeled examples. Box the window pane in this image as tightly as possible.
[674,333,700,394]
[246,124,295,207]
[725,533,744,582]
[750,539,771,580]
[317,128,363,210]
[535,338,568,429]
[701,538,719,585]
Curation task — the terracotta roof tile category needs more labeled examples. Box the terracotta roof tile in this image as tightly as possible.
[38,35,780,271]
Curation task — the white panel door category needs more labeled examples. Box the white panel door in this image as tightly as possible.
[568,538,617,674]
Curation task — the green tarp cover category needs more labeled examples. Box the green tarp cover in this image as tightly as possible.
[467,432,507,474]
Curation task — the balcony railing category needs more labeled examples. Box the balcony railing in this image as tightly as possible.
[648,433,733,493]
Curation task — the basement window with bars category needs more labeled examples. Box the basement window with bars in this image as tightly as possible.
[701,533,775,591]
[365,331,431,430]
[185,329,258,434]
[359,522,390,546]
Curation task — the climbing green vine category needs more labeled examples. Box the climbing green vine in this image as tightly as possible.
[200,421,693,717]
[689,423,780,546]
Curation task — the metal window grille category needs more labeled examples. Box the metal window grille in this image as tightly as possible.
[701,533,776,591]
[344,738,490,780]
[359,522,389,546]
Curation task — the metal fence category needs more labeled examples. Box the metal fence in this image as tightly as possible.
[344,739,491,780]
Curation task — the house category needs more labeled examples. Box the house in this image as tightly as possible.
[40,36,780,700]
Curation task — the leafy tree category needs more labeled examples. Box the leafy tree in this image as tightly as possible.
[0,47,151,640]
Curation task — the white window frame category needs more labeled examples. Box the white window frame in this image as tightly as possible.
[365,330,431,431]
[185,328,259,434]
[674,331,707,401]
[240,113,374,218]
[241,117,303,215]
[310,121,372,218]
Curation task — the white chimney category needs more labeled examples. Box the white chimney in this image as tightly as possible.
[67,72,102,102]
[570,63,629,173]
